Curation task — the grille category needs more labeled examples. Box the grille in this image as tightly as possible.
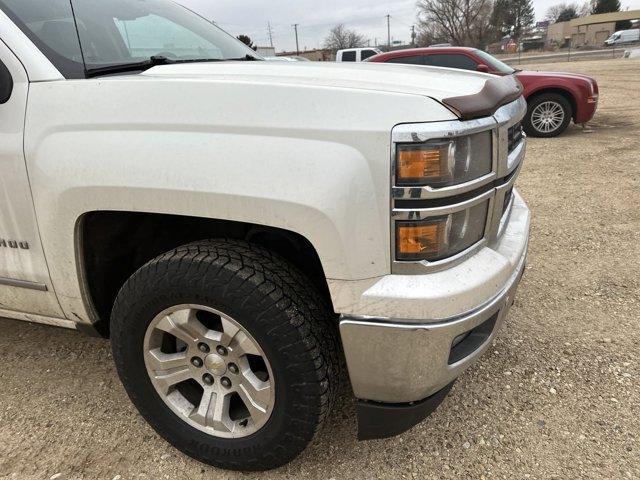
[508,122,523,153]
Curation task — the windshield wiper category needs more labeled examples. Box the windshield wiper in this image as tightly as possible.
[86,55,176,78]
[85,55,229,77]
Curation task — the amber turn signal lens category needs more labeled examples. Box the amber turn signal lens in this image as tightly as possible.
[397,146,448,184]
[396,221,446,259]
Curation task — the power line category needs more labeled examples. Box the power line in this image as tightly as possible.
[214,12,411,32]
[214,9,418,52]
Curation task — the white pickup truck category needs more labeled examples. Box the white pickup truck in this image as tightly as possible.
[0,0,530,472]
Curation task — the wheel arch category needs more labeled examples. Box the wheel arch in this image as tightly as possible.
[526,87,577,121]
[75,211,332,337]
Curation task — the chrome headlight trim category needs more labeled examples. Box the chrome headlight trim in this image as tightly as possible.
[390,97,527,274]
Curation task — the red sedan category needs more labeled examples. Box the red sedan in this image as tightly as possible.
[368,47,599,137]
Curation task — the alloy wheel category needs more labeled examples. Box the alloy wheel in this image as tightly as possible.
[531,100,565,134]
[143,305,275,439]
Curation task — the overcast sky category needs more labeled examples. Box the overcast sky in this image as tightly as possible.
[176,0,640,52]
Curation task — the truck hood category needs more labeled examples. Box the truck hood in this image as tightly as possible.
[142,61,491,103]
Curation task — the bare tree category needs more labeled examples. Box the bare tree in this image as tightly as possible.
[417,0,495,48]
[416,22,450,47]
[546,1,591,22]
[546,2,579,22]
[546,3,565,21]
[324,24,368,52]
[577,1,591,16]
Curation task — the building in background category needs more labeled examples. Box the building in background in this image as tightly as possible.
[547,20,573,48]
[547,10,640,48]
[256,46,276,57]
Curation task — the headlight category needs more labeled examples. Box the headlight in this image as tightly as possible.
[396,131,492,187]
[395,200,489,262]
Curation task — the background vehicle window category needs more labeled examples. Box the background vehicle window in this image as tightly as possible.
[426,54,478,71]
[360,50,378,61]
[0,0,85,78]
[386,56,426,65]
[341,51,357,62]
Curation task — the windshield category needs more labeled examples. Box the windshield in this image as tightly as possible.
[474,50,516,75]
[0,0,259,78]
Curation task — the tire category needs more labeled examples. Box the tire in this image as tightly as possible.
[523,93,573,138]
[110,239,341,471]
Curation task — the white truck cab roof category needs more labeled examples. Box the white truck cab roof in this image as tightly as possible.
[336,47,382,62]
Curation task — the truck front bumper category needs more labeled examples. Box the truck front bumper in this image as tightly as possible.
[338,190,530,438]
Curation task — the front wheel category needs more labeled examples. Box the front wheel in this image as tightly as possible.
[110,240,341,471]
[524,93,573,138]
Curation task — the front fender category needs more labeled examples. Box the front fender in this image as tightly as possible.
[24,77,456,323]
[523,81,590,122]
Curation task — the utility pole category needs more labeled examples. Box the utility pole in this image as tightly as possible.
[267,22,274,48]
[292,24,300,55]
[386,15,391,50]
[411,25,416,46]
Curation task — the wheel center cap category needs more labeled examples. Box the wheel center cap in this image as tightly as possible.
[204,353,227,375]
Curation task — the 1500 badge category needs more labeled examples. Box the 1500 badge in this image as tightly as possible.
[0,238,29,250]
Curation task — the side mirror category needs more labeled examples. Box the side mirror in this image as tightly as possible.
[476,64,490,73]
[0,61,13,104]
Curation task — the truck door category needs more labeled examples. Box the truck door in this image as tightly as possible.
[0,39,64,318]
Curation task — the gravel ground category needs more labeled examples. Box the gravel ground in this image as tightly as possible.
[1,58,638,480]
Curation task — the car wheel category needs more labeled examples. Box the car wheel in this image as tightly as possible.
[524,93,572,138]
[110,239,341,471]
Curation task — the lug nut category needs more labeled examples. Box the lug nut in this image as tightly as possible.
[202,373,214,386]
[228,363,239,375]
[216,346,228,356]
[198,343,210,353]
[191,357,203,368]
[221,377,232,388]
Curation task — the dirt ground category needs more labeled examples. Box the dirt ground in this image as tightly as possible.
[1,58,638,480]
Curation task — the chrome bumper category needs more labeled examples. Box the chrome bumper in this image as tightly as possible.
[339,193,530,404]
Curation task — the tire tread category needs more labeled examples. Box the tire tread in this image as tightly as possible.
[110,239,341,471]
